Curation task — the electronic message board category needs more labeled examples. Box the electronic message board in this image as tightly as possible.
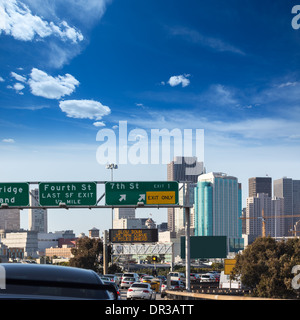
[109,229,158,243]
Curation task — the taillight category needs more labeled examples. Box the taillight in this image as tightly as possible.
[174,286,179,289]
[128,289,133,292]
[143,290,150,293]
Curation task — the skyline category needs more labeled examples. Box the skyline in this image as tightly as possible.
[1,0,300,235]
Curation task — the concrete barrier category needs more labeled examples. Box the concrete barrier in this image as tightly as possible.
[165,290,285,300]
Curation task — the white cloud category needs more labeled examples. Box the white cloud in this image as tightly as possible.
[277,82,298,88]
[0,0,83,43]
[168,74,190,87]
[28,68,79,99]
[0,76,4,82]
[2,138,15,143]
[59,100,111,120]
[93,121,106,127]
[207,84,238,106]
[10,71,27,82]
[7,82,25,94]
[13,82,25,92]
[169,26,245,55]
[22,0,111,27]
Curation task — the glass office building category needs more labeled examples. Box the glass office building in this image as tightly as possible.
[194,172,243,253]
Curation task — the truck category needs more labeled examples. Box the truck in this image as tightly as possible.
[219,271,243,289]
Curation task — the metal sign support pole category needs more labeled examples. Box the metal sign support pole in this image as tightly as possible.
[184,183,191,292]
[185,206,191,292]
[103,230,108,275]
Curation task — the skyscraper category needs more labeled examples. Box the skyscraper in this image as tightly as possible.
[167,156,204,183]
[248,177,272,197]
[114,208,135,220]
[246,193,284,238]
[167,156,204,233]
[28,188,47,233]
[293,180,300,216]
[194,172,243,253]
[113,207,136,229]
[273,177,300,236]
[0,209,20,231]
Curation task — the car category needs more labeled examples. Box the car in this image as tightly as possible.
[138,274,149,281]
[121,272,139,282]
[168,272,185,282]
[103,274,118,283]
[141,276,154,283]
[0,263,117,300]
[127,282,156,300]
[157,275,167,282]
[200,273,216,282]
[160,280,185,298]
[103,280,121,300]
[190,273,200,282]
[120,277,135,289]
[209,272,220,282]
[114,273,123,285]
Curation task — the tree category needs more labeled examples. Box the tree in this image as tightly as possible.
[69,237,103,272]
[232,236,300,299]
[108,263,122,274]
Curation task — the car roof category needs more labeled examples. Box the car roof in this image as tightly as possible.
[1,263,101,285]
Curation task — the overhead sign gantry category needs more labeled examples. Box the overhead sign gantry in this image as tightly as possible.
[0,181,180,209]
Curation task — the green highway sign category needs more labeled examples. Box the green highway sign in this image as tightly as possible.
[105,181,179,206]
[39,182,97,206]
[0,183,29,207]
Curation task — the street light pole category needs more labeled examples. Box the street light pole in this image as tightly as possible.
[106,163,118,229]
[106,163,118,269]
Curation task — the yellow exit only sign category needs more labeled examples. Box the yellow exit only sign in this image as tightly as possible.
[146,191,176,204]
[224,259,236,275]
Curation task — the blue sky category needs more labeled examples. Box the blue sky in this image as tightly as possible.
[1,0,300,235]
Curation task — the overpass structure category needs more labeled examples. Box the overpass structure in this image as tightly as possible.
[0,180,193,291]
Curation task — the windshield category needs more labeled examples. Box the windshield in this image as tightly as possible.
[131,283,149,288]
[1,280,111,299]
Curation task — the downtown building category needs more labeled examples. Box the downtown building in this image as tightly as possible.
[0,208,20,231]
[194,172,243,253]
[246,193,284,238]
[28,188,48,233]
[274,177,300,236]
[248,177,272,198]
[167,156,204,233]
